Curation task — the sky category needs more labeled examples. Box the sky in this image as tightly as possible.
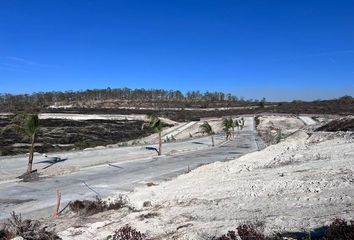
[0,0,353,101]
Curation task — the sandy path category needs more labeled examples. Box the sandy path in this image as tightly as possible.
[299,116,317,125]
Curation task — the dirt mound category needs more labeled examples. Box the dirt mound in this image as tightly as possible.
[316,117,354,132]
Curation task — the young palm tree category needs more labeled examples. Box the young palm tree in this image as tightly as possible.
[199,121,215,147]
[240,117,245,130]
[234,119,240,131]
[222,117,233,140]
[2,113,39,174]
[144,114,163,155]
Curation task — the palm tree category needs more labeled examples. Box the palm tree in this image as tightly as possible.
[222,117,233,140]
[2,113,39,174]
[144,114,163,155]
[234,119,240,131]
[240,117,245,130]
[199,121,215,147]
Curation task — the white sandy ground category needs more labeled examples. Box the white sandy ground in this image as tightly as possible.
[58,126,354,239]
[47,105,270,112]
[257,115,306,134]
[39,113,178,125]
[0,114,240,182]
[133,117,229,144]
[0,134,226,182]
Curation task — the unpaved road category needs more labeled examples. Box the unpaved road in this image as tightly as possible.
[0,117,259,220]
[299,116,317,125]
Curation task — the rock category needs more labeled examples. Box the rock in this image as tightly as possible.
[0,222,6,231]
[12,237,25,240]
[143,201,152,208]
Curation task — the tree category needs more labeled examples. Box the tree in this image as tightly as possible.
[222,117,233,140]
[234,119,240,131]
[2,113,39,174]
[259,97,266,108]
[199,121,215,147]
[144,114,163,155]
[240,117,245,130]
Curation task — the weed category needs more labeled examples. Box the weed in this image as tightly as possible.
[0,211,61,240]
[111,225,146,240]
[138,212,159,220]
[69,195,130,216]
[324,218,354,240]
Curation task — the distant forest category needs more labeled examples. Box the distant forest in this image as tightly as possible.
[0,88,353,116]
[0,88,260,111]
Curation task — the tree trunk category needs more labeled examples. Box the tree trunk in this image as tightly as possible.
[211,135,215,147]
[27,135,35,173]
[158,131,162,155]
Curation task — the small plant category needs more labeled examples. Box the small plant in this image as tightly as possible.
[111,225,146,240]
[222,117,234,140]
[0,211,61,240]
[213,222,267,240]
[324,218,354,240]
[237,224,266,240]
[138,212,159,220]
[69,195,130,216]
[143,114,163,155]
[199,121,215,146]
[1,113,39,174]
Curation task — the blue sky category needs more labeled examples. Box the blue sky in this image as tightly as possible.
[0,0,353,101]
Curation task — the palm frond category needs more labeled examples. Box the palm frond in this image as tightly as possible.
[1,123,23,135]
[145,114,162,131]
[3,113,39,137]
[199,121,213,135]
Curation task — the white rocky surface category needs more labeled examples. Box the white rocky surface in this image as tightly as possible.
[59,128,354,240]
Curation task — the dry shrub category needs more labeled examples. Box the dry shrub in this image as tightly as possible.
[236,224,266,240]
[213,230,237,240]
[324,218,354,240]
[0,212,61,240]
[138,212,159,220]
[69,195,130,216]
[111,225,146,240]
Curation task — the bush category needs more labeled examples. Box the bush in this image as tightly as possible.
[69,195,130,216]
[324,218,354,240]
[111,225,146,240]
[236,224,266,240]
[0,211,61,240]
[213,218,354,240]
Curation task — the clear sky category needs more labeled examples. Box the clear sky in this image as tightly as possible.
[0,0,353,101]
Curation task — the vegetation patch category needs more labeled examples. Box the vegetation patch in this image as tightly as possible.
[213,218,354,240]
[316,117,354,132]
[69,195,131,216]
[0,211,61,240]
[109,225,147,240]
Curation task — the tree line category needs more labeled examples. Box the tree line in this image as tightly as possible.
[0,88,254,111]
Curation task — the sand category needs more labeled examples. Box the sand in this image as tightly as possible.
[59,126,354,239]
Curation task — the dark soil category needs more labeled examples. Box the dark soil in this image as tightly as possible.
[316,118,354,132]
[0,117,156,156]
[42,99,354,122]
